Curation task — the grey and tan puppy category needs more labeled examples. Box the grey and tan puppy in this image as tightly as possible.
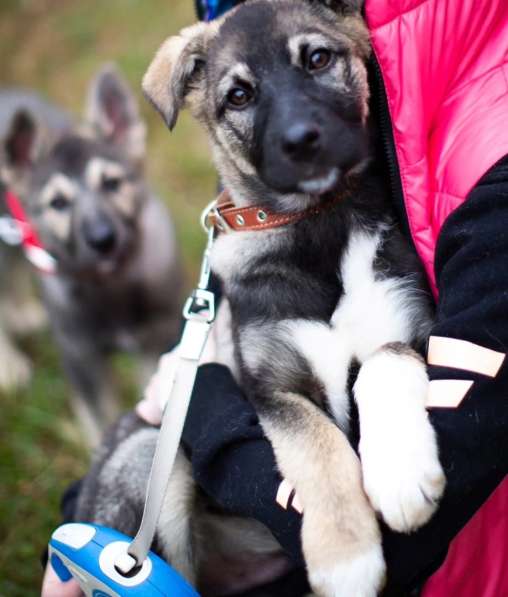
[1,67,183,444]
[76,1,445,595]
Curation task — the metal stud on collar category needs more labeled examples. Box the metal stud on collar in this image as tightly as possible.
[235,214,245,226]
[257,210,267,223]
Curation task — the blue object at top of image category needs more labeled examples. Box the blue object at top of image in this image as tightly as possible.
[195,0,239,20]
[48,523,200,596]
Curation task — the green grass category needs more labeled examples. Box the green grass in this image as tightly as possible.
[0,2,214,594]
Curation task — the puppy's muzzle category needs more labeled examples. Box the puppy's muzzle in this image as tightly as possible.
[82,215,116,254]
[281,122,322,162]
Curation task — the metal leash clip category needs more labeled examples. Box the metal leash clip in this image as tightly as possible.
[181,228,216,363]
[200,198,229,234]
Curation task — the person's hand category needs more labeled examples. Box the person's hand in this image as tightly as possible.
[199,298,236,370]
[137,299,237,425]
[41,562,81,597]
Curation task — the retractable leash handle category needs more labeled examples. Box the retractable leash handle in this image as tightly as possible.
[48,523,199,597]
[48,202,220,596]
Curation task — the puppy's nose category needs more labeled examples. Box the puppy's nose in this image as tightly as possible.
[83,216,116,253]
[281,123,321,160]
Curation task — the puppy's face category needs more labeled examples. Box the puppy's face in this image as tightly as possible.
[2,66,147,275]
[23,135,145,274]
[144,0,370,210]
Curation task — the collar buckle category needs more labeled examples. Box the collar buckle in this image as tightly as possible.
[201,199,230,233]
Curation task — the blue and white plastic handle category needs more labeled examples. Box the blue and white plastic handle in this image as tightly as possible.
[48,523,200,597]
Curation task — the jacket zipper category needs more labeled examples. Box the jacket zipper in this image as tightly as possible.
[369,55,411,240]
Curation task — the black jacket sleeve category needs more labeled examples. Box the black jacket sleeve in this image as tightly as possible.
[181,364,304,563]
[382,155,508,590]
[181,156,508,594]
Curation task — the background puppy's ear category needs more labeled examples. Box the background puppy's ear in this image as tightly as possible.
[142,22,209,131]
[1,110,46,187]
[86,63,146,163]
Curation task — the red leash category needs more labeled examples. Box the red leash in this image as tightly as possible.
[4,190,57,274]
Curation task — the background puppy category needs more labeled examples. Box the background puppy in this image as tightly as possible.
[0,67,183,445]
[76,1,444,596]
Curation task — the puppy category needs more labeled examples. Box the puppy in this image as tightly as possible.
[76,2,445,595]
[1,67,183,445]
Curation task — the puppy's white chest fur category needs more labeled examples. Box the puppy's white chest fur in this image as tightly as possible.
[288,229,417,425]
[211,226,418,428]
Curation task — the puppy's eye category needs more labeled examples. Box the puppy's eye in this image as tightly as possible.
[307,48,332,72]
[226,86,253,109]
[49,194,70,211]
[101,175,122,193]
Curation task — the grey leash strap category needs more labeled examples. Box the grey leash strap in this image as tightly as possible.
[116,205,218,574]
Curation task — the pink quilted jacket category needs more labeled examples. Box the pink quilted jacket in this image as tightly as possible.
[366,0,508,296]
[365,1,508,595]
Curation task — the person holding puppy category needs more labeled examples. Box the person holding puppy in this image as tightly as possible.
[43,0,508,595]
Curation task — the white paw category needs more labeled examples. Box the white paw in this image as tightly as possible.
[309,545,386,597]
[356,351,446,533]
[0,343,32,391]
[362,422,445,532]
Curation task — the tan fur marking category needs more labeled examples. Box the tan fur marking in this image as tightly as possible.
[142,22,212,127]
[259,392,381,571]
[86,157,125,190]
[288,33,339,66]
[40,173,76,207]
[158,450,197,584]
[217,63,256,99]
[0,325,32,390]
[42,210,71,241]
[112,183,137,218]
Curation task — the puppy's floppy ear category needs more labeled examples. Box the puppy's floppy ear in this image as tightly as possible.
[86,63,146,163]
[142,22,209,130]
[1,110,46,186]
[309,0,364,14]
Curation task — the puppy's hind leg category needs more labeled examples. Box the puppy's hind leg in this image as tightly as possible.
[257,391,385,597]
[76,418,198,584]
[61,344,120,447]
[0,325,32,391]
[0,257,47,336]
[158,451,199,586]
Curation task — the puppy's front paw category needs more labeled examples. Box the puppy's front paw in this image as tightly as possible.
[302,474,385,597]
[0,341,32,391]
[2,297,48,335]
[360,386,445,533]
[308,545,385,597]
[357,351,445,533]
[362,425,445,533]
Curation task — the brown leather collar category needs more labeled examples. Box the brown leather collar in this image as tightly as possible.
[208,190,342,233]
